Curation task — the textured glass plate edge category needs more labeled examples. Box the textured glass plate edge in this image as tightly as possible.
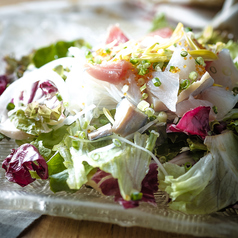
[0,141,238,238]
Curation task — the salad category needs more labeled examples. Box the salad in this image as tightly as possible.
[0,21,238,215]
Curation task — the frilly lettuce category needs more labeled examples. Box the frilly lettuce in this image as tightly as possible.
[158,130,238,214]
[50,118,158,201]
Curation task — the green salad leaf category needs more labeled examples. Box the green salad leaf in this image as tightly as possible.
[158,130,238,214]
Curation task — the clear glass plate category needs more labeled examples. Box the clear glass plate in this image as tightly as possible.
[0,1,238,237]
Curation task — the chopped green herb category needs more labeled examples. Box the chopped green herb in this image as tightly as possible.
[56,93,62,101]
[138,68,148,75]
[105,47,111,54]
[195,56,206,66]
[141,93,148,100]
[180,51,188,57]
[140,83,147,92]
[113,138,122,147]
[212,106,218,114]
[130,58,139,65]
[169,66,175,72]
[189,71,198,81]
[180,79,190,90]
[152,77,162,87]
[6,102,15,111]
[131,192,143,201]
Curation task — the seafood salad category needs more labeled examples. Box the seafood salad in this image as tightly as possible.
[0,22,238,214]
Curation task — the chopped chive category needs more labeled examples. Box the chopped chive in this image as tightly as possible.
[6,102,15,111]
[56,93,63,101]
[95,57,102,64]
[169,66,175,72]
[130,58,138,65]
[105,47,111,54]
[85,50,92,58]
[131,192,143,201]
[152,77,161,87]
[189,71,198,81]
[140,83,147,92]
[78,131,86,139]
[180,79,190,90]
[153,62,162,71]
[113,138,122,147]
[145,107,155,117]
[180,51,188,57]
[141,93,148,100]
[212,106,218,114]
[141,60,151,69]
[138,68,148,75]
[157,111,167,122]
[195,56,206,66]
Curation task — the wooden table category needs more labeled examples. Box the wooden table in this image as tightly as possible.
[0,1,209,237]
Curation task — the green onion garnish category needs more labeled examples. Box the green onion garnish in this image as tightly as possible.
[189,71,198,81]
[140,83,147,92]
[180,79,190,90]
[152,77,162,87]
[105,47,111,54]
[169,66,175,72]
[180,51,188,57]
[212,106,218,114]
[130,58,139,65]
[56,93,62,101]
[195,56,206,66]
[6,102,15,111]
[131,192,143,201]
[141,93,148,100]
[113,138,122,147]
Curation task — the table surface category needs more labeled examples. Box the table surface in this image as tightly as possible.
[0,1,210,238]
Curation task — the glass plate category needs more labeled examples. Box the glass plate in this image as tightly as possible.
[0,1,238,237]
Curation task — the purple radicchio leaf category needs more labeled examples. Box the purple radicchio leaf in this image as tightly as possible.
[91,163,158,209]
[0,75,8,96]
[27,80,58,104]
[2,143,48,187]
[40,81,58,95]
[168,106,211,139]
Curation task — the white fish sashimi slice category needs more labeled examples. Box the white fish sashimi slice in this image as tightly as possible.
[66,59,119,112]
[198,86,238,121]
[147,71,180,112]
[166,45,200,81]
[207,49,238,90]
[177,72,214,103]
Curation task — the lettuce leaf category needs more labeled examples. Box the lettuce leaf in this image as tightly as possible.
[11,110,51,136]
[158,130,238,214]
[87,132,153,200]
